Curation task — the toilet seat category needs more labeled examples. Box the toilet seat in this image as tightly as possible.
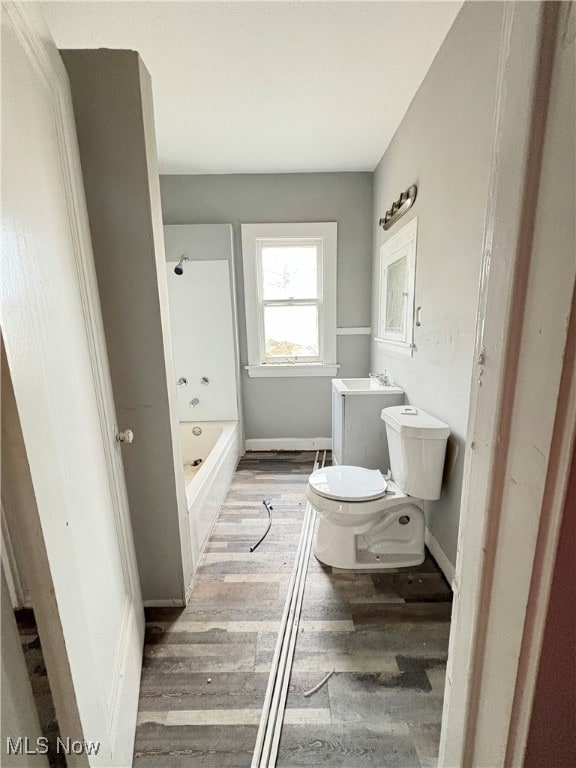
[309,465,388,502]
[307,477,408,515]
[307,467,410,528]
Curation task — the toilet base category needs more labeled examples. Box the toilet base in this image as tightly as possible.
[313,505,425,570]
[315,547,425,570]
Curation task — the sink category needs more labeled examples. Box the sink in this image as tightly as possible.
[340,378,375,390]
[332,378,403,395]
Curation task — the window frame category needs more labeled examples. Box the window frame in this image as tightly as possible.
[256,237,323,364]
[241,222,338,378]
[375,217,417,357]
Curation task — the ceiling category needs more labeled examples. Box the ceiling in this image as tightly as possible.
[41,1,462,175]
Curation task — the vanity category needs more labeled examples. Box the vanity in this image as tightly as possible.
[331,378,404,470]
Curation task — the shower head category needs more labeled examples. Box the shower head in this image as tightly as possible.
[174,255,189,275]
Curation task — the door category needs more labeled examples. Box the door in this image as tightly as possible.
[1,5,143,766]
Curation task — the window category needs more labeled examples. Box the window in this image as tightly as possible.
[241,222,338,377]
[376,217,417,356]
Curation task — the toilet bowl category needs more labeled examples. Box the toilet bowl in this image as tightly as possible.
[308,405,450,570]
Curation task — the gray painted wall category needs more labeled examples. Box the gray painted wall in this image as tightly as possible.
[371,1,505,568]
[160,173,373,440]
[63,50,192,602]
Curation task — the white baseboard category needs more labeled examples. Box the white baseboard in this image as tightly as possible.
[425,528,456,587]
[245,437,332,451]
[184,577,195,605]
[143,599,186,607]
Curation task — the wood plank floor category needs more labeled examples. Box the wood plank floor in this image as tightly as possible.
[133,451,452,768]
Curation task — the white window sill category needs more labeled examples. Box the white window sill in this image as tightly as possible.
[374,338,414,357]
[245,363,340,378]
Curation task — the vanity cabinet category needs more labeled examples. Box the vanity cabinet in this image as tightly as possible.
[331,379,404,470]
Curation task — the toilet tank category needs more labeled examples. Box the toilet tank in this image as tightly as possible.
[381,406,450,500]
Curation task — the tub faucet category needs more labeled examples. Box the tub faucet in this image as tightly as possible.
[369,371,390,386]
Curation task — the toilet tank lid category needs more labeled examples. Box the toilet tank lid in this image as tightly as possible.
[309,466,388,501]
[381,406,450,440]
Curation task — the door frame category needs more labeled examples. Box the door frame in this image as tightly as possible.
[1,502,30,608]
[2,3,144,764]
[439,2,575,765]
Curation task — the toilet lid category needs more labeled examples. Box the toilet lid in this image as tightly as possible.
[309,466,388,502]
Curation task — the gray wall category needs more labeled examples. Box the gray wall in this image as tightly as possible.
[160,173,373,440]
[63,50,192,602]
[371,1,505,568]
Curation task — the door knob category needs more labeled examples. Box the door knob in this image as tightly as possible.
[117,429,134,444]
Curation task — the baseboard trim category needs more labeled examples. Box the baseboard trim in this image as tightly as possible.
[143,599,186,608]
[425,528,456,587]
[184,578,195,605]
[245,437,332,451]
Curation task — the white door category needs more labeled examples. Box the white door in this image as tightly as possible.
[1,5,143,767]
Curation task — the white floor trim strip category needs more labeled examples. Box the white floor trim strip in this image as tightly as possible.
[251,503,316,767]
[251,452,323,768]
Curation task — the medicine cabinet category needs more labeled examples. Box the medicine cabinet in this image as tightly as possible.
[375,217,417,356]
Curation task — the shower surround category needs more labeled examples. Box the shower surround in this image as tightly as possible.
[165,224,243,573]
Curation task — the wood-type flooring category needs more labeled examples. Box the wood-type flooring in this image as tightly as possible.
[134,451,452,768]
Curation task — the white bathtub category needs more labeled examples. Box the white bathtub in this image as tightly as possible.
[180,420,241,567]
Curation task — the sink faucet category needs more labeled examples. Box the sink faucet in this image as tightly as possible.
[369,371,390,386]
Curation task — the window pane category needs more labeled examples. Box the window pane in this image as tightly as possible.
[261,245,317,300]
[264,305,319,359]
[385,255,407,333]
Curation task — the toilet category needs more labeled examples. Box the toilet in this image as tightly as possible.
[307,405,450,569]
